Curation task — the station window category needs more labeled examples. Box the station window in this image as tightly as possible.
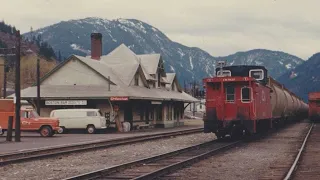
[241,87,251,102]
[134,73,139,86]
[225,86,235,102]
[249,69,264,80]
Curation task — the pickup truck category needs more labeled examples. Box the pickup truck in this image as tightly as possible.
[0,99,61,137]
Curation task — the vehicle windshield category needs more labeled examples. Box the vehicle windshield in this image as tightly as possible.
[98,110,103,116]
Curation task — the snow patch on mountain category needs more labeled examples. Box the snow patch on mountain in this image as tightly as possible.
[286,63,292,69]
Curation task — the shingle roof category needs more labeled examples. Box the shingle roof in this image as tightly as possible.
[137,54,160,75]
[165,73,176,85]
[11,85,199,102]
[100,44,154,81]
[102,44,139,65]
[108,63,139,86]
[75,55,123,86]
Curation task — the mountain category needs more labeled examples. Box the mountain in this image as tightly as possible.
[22,17,305,84]
[217,49,304,79]
[277,53,320,102]
[0,21,57,59]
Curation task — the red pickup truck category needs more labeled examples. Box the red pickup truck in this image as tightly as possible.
[0,99,61,137]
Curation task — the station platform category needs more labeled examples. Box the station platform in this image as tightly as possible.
[0,120,203,154]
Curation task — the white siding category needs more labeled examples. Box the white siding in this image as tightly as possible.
[42,59,110,86]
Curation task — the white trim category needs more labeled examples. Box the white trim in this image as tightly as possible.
[241,86,252,103]
[249,69,264,80]
[217,70,231,77]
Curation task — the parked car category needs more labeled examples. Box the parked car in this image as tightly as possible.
[49,109,108,134]
[0,99,61,137]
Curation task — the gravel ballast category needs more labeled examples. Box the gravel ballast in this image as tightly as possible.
[161,122,311,180]
[0,132,215,180]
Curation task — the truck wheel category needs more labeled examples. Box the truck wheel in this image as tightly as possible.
[86,125,96,134]
[40,126,53,137]
[58,127,66,134]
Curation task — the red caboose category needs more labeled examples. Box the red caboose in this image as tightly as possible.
[203,64,308,138]
[308,92,320,122]
[203,72,272,138]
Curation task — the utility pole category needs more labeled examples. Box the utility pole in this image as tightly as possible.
[37,58,40,115]
[15,30,21,142]
[193,80,196,117]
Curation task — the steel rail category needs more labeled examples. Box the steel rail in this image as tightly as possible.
[63,139,242,180]
[0,128,203,166]
[283,123,314,180]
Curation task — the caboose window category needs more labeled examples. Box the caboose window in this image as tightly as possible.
[241,87,251,102]
[225,86,235,102]
[217,70,231,77]
[249,69,264,80]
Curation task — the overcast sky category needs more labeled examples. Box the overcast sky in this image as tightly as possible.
[1,0,319,59]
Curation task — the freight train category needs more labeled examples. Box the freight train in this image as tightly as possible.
[203,63,309,138]
[308,92,320,122]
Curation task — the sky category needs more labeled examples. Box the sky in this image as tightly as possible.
[1,0,319,60]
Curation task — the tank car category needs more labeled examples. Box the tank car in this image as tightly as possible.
[308,92,320,122]
[203,64,308,138]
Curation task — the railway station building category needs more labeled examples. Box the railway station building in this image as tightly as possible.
[12,33,198,130]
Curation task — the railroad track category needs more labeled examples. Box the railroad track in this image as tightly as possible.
[0,128,203,166]
[63,139,242,180]
[258,123,314,180]
[284,123,320,180]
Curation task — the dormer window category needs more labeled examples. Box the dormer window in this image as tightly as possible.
[134,73,139,86]
[171,83,175,91]
[249,69,264,80]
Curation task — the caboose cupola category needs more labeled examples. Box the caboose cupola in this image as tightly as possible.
[215,65,268,85]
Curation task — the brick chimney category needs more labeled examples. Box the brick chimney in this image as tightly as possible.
[91,33,102,60]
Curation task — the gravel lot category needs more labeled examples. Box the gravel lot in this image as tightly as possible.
[161,122,311,180]
[0,132,215,180]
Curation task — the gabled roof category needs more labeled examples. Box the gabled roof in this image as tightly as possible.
[101,44,154,81]
[108,63,139,86]
[165,73,176,85]
[36,55,117,86]
[165,73,182,92]
[74,55,123,86]
[102,44,139,65]
[137,54,161,75]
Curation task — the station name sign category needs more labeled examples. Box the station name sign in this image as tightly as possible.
[110,97,129,101]
[45,100,87,106]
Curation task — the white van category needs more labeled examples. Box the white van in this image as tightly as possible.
[49,109,107,134]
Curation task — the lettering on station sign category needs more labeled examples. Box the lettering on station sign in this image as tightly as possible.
[110,97,129,101]
[45,100,87,106]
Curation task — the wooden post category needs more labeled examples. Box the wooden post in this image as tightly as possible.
[14,30,21,142]
[37,58,40,115]
[6,116,13,142]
